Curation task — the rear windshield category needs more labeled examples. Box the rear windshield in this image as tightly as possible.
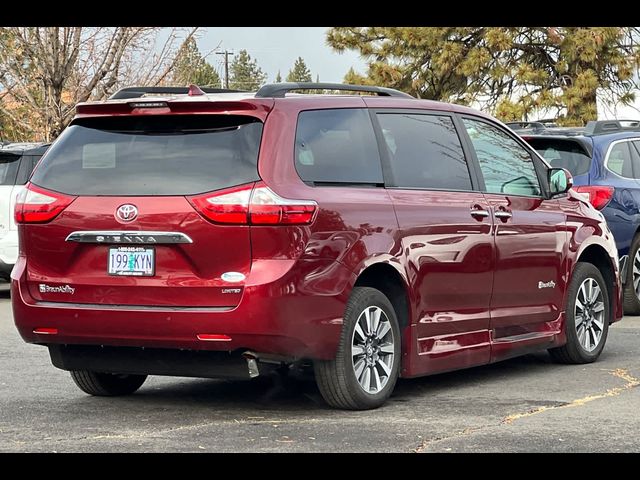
[525,138,592,177]
[31,115,262,195]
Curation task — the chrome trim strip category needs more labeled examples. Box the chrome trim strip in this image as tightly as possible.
[65,231,193,244]
[34,301,231,312]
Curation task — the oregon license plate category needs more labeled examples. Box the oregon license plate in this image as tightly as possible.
[108,247,155,276]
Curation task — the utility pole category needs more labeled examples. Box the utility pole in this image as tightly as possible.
[216,50,234,89]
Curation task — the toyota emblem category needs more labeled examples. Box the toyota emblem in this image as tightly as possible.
[115,204,138,223]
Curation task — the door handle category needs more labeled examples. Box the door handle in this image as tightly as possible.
[494,211,512,219]
[470,208,490,219]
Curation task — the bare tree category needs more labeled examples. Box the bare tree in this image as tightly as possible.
[0,27,198,141]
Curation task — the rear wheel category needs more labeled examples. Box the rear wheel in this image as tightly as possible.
[314,287,401,410]
[623,234,640,315]
[70,371,147,396]
[549,262,610,364]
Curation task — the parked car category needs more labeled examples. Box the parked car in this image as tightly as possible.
[513,120,640,314]
[12,83,622,410]
[0,142,49,280]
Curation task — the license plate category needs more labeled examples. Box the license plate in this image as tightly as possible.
[108,247,155,276]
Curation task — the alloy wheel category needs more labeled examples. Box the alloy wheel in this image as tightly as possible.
[574,277,606,353]
[351,306,395,394]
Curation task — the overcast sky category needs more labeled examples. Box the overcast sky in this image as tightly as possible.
[197,27,367,83]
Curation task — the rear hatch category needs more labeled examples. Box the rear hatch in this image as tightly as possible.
[22,113,264,307]
[522,136,593,180]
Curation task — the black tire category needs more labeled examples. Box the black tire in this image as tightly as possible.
[549,262,610,364]
[314,286,401,410]
[623,234,640,315]
[70,371,147,396]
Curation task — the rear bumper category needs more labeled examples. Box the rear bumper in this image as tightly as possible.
[48,344,279,379]
[11,256,354,360]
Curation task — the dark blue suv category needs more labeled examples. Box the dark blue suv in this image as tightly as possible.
[511,120,638,313]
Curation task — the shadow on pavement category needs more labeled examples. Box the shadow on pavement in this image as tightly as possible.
[92,351,557,413]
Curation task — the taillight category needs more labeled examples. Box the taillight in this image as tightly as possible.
[188,183,253,224]
[573,186,614,210]
[188,182,317,225]
[249,183,317,225]
[14,183,76,224]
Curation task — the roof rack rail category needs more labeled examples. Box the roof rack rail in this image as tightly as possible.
[584,120,640,135]
[109,86,245,100]
[505,121,547,132]
[255,82,414,99]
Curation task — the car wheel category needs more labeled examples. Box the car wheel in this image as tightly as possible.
[623,234,640,315]
[314,286,401,410]
[70,371,147,396]
[549,262,610,364]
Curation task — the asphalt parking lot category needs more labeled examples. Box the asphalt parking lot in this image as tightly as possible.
[1,285,639,453]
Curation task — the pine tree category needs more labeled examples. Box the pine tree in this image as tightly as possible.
[286,57,312,83]
[328,27,640,125]
[275,71,282,83]
[172,38,221,87]
[229,50,267,91]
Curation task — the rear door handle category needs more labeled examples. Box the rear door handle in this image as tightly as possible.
[494,211,512,219]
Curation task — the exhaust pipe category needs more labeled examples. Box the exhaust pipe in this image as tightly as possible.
[242,351,260,378]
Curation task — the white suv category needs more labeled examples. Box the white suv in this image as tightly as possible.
[0,142,49,280]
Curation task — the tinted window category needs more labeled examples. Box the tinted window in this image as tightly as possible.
[607,141,640,179]
[295,109,383,184]
[16,155,43,185]
[31,115,262,195]
[463,118,541,197]
[377,114,472,190]
[631,142,640,179]
[526,138,592,176]
[0,154,20,186]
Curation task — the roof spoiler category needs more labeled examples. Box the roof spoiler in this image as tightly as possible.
[109,86,246,100]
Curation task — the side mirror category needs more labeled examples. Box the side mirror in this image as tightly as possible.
[548,167,573,196]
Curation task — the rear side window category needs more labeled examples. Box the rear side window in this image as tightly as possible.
[31,115,263,195]
[376,113,472,190]
[295,109,383,185]
[607,142,634,177]
[0,154,20,186]
[526,138,592,177]
[606,140,640,179]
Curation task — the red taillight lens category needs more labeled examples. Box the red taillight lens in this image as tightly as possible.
[573,186,614,210]
[14,183,76,224]
[249,184,317,225]
[188,182,317,225]
[187,183,252,224]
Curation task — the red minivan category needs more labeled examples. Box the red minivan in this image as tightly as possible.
[11,83,623,410]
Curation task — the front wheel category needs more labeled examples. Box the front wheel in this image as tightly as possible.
[549,262,610,364]
[314,287,401,410]
[70,371,147,396]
